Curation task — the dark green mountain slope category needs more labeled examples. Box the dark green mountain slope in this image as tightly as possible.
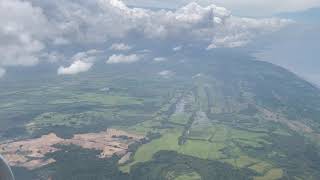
[0,49,319,180]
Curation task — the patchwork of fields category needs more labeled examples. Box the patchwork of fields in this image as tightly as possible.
[119,81,288,180]
[1,56,320,180]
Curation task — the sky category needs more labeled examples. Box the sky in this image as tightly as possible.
[247,6,320,86]
[124,0,320,16]
[253,23,320,86]
[0,0,292,77]
[0,0,319,86]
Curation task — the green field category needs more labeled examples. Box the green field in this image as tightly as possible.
[254,169,283,180]
[1,50,320,180]
[122,119,278,178]
[170,113,191,125]
[49,93,143,106]
[174,172,201,180]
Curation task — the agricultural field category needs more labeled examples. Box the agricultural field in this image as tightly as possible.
[1,51,320,180]
[118,76,320,180]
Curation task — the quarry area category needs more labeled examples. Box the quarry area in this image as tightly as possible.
[0,129,143,170]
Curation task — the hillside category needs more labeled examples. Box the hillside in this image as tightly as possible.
[0,49,320,180]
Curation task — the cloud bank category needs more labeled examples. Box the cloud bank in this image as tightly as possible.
[0,0,51,67]
[0,0,292,75]
[124,0,320,16]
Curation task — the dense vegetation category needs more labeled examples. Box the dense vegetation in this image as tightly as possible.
[17,146,256,180]
[1,49,320,179]
[130,151,256,180]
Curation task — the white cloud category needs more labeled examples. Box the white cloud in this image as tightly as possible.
[0,0,52,68]
[57,49,99,75]
[124,0,320,16]
[158,70,174,78]
[58,60,92,75]
[192,73,203,78]
[154,57,167,62]
[138,49,152,53]
[107,54,141,64]
[110,43,132,51]
[0,0,291,74]
[173,46,182,52]
[0,68,6,78]
[30,0,291,49]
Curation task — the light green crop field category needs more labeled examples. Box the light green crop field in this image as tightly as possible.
[249,162,273,174]
[188,127,213,140]
[179,140,226,159]
[131,129,182,163]
[210,125,229,142]
[235,155,258,168]
[122,121,270,171]
[49,93,143,106]
[170,113,191,125]
[174,172,202,180]
[120,118,164,135]
[120,129,182,172]
[254,168,283,180]
[122,111,282,179]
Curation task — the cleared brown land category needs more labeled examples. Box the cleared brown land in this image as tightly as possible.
[0,129,143,170]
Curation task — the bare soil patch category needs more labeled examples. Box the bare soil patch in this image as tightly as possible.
[0,129,143,170]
